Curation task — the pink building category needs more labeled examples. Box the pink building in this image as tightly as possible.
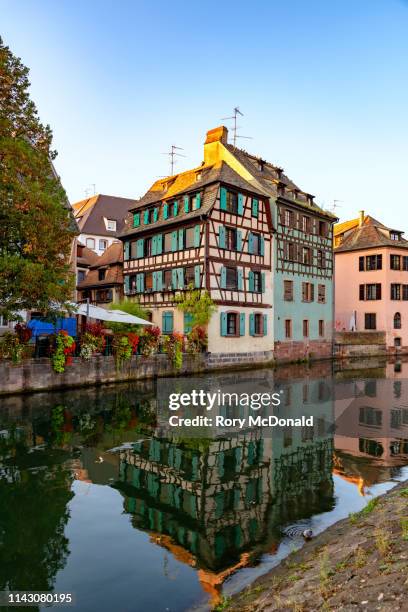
[334,211,408,351]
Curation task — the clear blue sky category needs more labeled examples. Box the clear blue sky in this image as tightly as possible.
[1,0,408,227]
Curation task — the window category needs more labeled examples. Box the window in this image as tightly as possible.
[284,242,296,261]
[282,209,294,227]
[253,271,262,293]
[391,284,401,300]
[185,266,195,286]
[77,270,86,283]
[365,313,377,330]
[301,247,311,265]
[226,267,238,290]
[99,239,107,251]
[302,215,310,233]
[360,284,381,300]
[226,191,238,213]
[285,319,292,339]
[0,315,9,327]
[318,320,324,337]
[145,272,153,291]
[144,237,152,257]
[98,268,106,281]
[302,282,314,302]
[318,284,326,303]
[251,233,261,255]
[164,232,172,253]
[366,254,382,270]
[107,219,117,231]
[318,221,328,237]
[390,254,401,270]
[359,256,364,271]
[164,269,173,290]
[359,407,382,427]
[227,312,238,336]
[162,311,174,333]
[303,320,309,337]
[86,237,95,249]
[226,227,237,251]
[394,312,401,329]
[394,337,402,348]
[284,280,293,301]
[317,250,325,268]
[254,313,263,335]
[390,232,400,241]
[185,227,195,248]
[403,256,408,271]
[403,285,408,300]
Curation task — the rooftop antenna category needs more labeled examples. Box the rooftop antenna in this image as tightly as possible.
[221,106,252,146]
[162,145,186,176]
[91,183,96,195]
[332,199,343,214]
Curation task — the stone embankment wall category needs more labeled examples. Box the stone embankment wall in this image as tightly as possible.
[0,350,276,396]
[334,331,387,358]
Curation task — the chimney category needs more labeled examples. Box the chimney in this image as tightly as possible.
[359,210,365,227]
[205,126,228,145]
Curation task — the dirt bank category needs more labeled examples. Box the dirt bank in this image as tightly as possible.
[218,480,408,612]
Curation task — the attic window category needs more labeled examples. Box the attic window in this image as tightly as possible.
[390,232,400,241]
[107,219,117,231]
[258,159,266,172]
[196,172,202,182]
[98,268,106,281]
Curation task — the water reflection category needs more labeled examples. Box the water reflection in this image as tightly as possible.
[0,359,407,611]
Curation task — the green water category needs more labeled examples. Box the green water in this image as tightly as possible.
[0,359,407,611]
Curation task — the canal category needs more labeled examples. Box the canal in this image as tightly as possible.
[0,358,407,611]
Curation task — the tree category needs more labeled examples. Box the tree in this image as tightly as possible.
[0,37,77,320]
[174,286,216,327]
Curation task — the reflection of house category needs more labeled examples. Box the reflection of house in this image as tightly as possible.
[72,194,136,256]
[335,211,408,351]
[77,242,123,306]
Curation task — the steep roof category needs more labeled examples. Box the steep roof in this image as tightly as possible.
[120,161,266,237]
[72,194,137,236]
[335,216,408,252]
[334,215,387,237]
[77,242,123,288]
[77,244,100,268]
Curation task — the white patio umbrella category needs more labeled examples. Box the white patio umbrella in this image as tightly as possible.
[75,303,152,326]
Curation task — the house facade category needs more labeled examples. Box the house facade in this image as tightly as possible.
[72,194,137,256]
[77,242,123,306]
[334,212,408,351]
[120,127,336,360]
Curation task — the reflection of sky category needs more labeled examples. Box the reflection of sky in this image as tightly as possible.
[222,466,408,598]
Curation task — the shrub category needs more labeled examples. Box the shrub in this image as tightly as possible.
[140,326,161,356]
[164,332,184,370]
[52,330,75,373]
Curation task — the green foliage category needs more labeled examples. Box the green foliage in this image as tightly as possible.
[0,37,76,319]
[174,287,216,328]
[107,299,149,333]
[51,331,75,373]
[164,332,183,370]
[113,334,133,369]
[0,331,24,363]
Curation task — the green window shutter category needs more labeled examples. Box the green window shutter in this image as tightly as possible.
[178,229,184,250]
[184,313,193,334]
[260,235,265,256]
[218,225,226,249]
[261,272,265,293]
[252,199,259,217]
[236,230,242,252]
[143,210,149,224]
[124,275,130,294]
[220,266,226,289]
[239,313,245,336]
[195,193,201,209]
[249,313,255,336]
[157,270,163,291]
[171,230,178,251]
[135,274,140,293]
[124,241,130,260]
[237,268,243,290]
[163,311,174,333]
[151,235,157,256]
[248,232,254,254]
[194,225,201,247]
[177,267,184,289]
[153,207,159,222]
[173,201,178,216]
[140,273,145,293]
[220,312,227,336]
[248,271,254,292]
[137,238,144,258]
[194,265,201,288]
[263,314,267,336]
[171,268,178,289]
[152,271,157,291]
[133,212,140,227]
[184,195,189,213]
[237,193,244,215]
[163,203,169,219]
[156,234,163,255]
[220,187,227,210]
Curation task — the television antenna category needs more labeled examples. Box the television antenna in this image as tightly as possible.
[221,106,252,146]
[162,145,186,176]
[332,199,343,214]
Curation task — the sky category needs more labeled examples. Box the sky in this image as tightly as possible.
[1,0,408,227]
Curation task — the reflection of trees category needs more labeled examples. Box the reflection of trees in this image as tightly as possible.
[0,460,73,596]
